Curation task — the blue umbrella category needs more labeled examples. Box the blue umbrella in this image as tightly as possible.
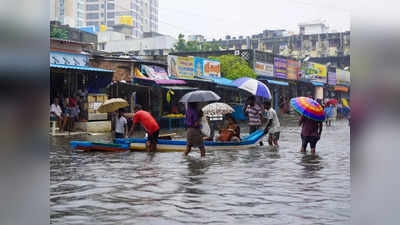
[232,77,272,99]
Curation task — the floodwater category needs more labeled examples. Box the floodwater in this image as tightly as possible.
[50,119,350,225]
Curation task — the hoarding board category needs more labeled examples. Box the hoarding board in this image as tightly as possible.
[274,57,287,79]
[255,62,274,77]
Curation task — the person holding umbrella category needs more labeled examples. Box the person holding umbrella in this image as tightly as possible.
[184,102,206,157]
[232,77,272,146]
[290,97,325,155]
[113,108,128,139]
[180,90,221,157]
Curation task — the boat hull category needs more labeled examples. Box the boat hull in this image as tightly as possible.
[70,130,265,153]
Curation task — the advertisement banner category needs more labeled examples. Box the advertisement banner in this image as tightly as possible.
[255,62,274,77]
[287,59,299,80]
[327,71,337,85]
[336,69,350,85]
[194,57,221,78]
[50,51,89,66]
[299,62,326,83]
[193,57,204,77]
[313,63,327,83]
[274,57,287,79]
[168,55,194,79]
[203,59,221,77]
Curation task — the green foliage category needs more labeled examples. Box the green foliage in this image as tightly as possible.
[50,27,68,40]
[209,55,257,80]
[172,34,223,52]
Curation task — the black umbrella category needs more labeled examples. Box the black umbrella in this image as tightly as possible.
[179,90,221,103]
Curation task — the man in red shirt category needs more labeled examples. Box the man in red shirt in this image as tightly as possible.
[128,105,160,152]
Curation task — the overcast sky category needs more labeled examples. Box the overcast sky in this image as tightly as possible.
[158,0,350,40]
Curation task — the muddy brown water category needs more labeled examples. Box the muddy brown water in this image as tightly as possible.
[50,119,350,225]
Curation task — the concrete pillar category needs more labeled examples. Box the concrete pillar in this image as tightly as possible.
[274,87,279,112]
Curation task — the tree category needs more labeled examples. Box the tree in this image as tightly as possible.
[172,34,187,52]
[50,27,68,40]
[172,34,223,52]
[209,55,257,80]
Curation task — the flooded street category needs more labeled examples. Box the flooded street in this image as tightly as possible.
[50,119,350,225]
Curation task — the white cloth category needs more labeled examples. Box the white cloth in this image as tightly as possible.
[115,116,127,134]
[50,104,62,117]
[200,116,211,137]
[266,108,280,133]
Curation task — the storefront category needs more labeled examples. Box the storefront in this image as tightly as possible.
[50,55,114,122]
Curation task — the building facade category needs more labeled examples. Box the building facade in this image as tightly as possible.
[84,0,158,38]
[51,0,86,27]
[51,0,158,38]
[99,32,177,56]
[204,29,350,59]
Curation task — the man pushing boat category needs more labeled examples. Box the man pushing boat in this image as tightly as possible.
[128,105,160,153]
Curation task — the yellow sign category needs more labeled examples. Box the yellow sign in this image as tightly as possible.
[313,63,327,78]
[99,25,107,32]
[119,16,133,26]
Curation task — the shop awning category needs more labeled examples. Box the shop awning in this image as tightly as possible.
[196,76,236,87]
[264,79,289,86]
[160,86,198,90]
[311,82,325,87]
[334,86,349,92]
[50,64,114,73]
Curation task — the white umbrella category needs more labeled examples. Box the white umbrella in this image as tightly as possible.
[202,102,235,116]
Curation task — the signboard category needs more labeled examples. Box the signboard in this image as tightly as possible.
[287,59,299,80]
[167,55,194,79]
[193,57,221,78]
[255,62,274,77]
[299,62,327,83]
[50,51,89,66]
[313,63,327,83]
[328,71,337,85]
[274,57,287,79]
[142,65,169,80]
[169,55,220,79]
[336,69,350,85]
[203,59,221,77]
[119,16,133,25]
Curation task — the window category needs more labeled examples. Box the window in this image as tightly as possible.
[107,21,114,26]
[86,13,99,19]
[107,12,115,18]
[86,4,99,11]
[77,11,84,19]
[107,3,114,10]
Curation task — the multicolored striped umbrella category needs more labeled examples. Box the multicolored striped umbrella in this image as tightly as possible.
[232,77,272,99]
[290,97,325,121]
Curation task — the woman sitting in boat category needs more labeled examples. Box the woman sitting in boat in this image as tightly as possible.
[216,114,241,142]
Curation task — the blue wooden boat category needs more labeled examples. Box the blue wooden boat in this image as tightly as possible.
[70,130,266,152]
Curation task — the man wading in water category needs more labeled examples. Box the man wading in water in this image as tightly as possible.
[183,102,206,157]
[128,105,160,153]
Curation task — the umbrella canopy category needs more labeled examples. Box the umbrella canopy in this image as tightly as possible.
[326,99,338,105]
[290,97,325,121]
[97,98,129,113]
[202,102,235,116]
[232,77,272,99]
[179,90,221,103]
